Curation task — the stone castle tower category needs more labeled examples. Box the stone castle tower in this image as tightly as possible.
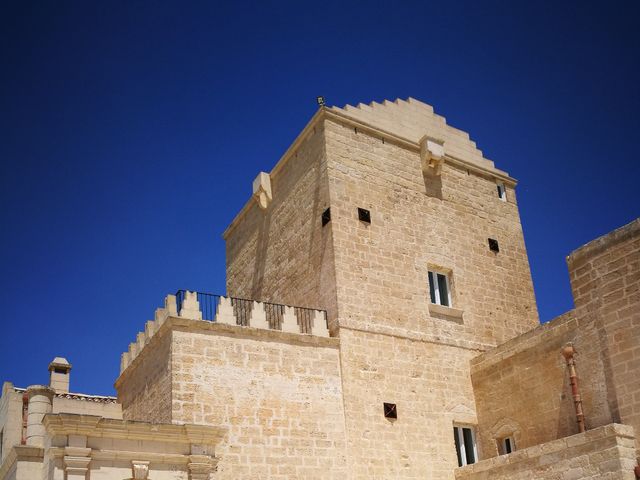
[3,98,637,480]
[220,98,539,477]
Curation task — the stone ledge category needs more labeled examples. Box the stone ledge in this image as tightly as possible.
[455,423,636,478]
[0,445,44,480]
[166,316,341,349]
[338,320,492,352]
[44,413,226,444]
[428,303,464,321]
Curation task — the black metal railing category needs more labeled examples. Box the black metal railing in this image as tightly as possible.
[175,290,326,334]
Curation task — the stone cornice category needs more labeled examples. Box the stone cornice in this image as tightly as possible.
[324,108,516,183]
[223,107,517,240]
[43,413,226,445]
[47,447,219,467]
[339,322,493,353]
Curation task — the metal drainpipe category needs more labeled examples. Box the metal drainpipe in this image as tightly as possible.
[561,343,586,433]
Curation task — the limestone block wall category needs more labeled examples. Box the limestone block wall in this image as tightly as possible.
[117,327,173,423]
[222,100,542,479]
[116,307,347,479]
[321,110,538,478]
[470,218,640,458]
[470,311,613,457]
[0,384,24,465]
[339,328,480,479]
[568,218,640,450]
[224,120,338,330]
[170,322,347,479]
[324,116,538,348]
[52,394,121,419]
[454,423,637,480]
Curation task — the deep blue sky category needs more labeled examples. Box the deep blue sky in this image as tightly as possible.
[1,1,638,395]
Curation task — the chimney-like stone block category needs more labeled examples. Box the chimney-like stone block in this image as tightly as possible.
[48,357,72,394]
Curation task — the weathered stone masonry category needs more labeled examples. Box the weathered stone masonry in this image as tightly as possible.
[1,97,638,480]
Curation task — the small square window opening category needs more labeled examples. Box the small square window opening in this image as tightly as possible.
[488,238,500,253]
[498,436,515,455]
[383,402,397,419]
[428,270,452,307]
[497,183,507,201]
[322,208,331,227]
[357,207,371,224]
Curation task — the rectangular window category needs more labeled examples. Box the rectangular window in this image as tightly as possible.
[453,425,477,467]
[428,270,451,307]
[499,436,515,455]
[496,182,506,201]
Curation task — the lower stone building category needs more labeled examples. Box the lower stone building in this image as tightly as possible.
[1,98,638,479]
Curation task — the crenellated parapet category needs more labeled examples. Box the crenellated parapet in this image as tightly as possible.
[120,291,329,374]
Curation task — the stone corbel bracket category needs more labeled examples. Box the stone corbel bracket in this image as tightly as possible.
[252,172,272,210]
[132,460,150,479]
[420,135,445,176]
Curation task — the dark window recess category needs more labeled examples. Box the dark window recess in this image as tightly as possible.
[428,272,437,304]
[504,438,513,454]
[454,426,477,466]
[358,208,371,224]
[383,402,397,419]
[462,428,476,464]
[53,367,67,374]
[321,208,331,226]
[488,238,500,253]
